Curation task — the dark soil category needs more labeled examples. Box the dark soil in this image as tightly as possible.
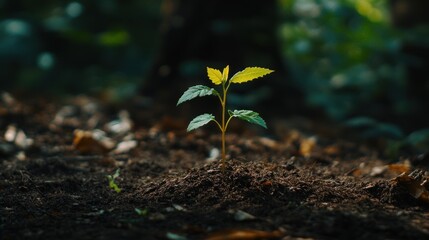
[1,95,429,240]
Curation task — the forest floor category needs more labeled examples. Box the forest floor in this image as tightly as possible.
[1,94,429,240]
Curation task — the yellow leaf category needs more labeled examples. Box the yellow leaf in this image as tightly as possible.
[222,65,229,81]
[207,67,223,85]
[230,67,274,84]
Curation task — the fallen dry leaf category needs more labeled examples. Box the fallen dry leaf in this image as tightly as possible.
[73,130,112,154]
[323,145,340,155]
[260,180,273,186]
[350,160,415,179]
[299,136,317,157]
[258,137,278,149]
[393,171,429,203]
[387,161,411,175]
[205,229,283,240]
[348,168,363,177]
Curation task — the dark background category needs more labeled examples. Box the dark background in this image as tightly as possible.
[1,0,428,140]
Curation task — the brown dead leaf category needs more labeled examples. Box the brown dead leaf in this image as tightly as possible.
[387,161,411,175]
[205,229,283,240]
[348,168,363,177]
[323,145,340,155]
[73,130,112,155]
[299,136,317,157]
[394,171,429,203]
[259,137,278,149]
[282,129,301,146]
[260,180,273,186]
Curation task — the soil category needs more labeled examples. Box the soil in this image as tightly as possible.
[1,95,429,240]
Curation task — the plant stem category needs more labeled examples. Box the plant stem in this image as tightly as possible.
[219,78,233,170]
[221,82,227,170]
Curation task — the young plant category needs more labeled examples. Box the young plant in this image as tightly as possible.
[177,66,274,168]
[135,207,149,216]
[107,169,121,193]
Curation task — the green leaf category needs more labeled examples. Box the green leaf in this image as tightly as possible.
[177,85,219,106]
[345,116,376,128]
[112,168,120,178]
[107,169,121,193]
[229,110,267,128]
[187,114,215,132]
[135,208,149,216]
[166,232,188,240]
[207,67,223,85]
[108,178,121,193]
[230,67,274,84]
[405,128,429,151]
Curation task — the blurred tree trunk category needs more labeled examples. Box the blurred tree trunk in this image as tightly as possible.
[141,0,302,118]
[389,0,429,129]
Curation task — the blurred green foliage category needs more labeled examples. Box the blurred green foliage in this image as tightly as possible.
[278,0,407,120]
[0,0,427,129]
[0,0,162,98]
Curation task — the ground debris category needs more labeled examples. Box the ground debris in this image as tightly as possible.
[2,95,429,240]
[205,229,284,240]
[393,169,429,204]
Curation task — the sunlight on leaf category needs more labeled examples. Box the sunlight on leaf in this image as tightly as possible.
[229,110,267,129]
[177,85,219,106]
[230,67,274,84]
[222,65,229,81]
[207,67,223,85]
[187,114,215,132]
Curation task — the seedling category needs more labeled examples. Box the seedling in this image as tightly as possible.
[107,169,121,193]
[135,207,149,216]
[177,66,274,168]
